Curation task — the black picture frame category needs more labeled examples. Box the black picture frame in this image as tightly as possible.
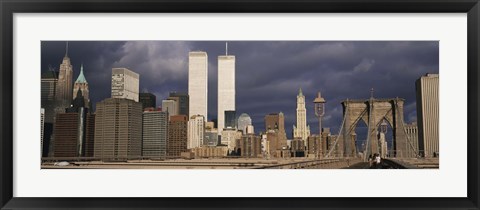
[1,0,479,209]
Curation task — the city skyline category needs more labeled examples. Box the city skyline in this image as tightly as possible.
[41,41,439,139]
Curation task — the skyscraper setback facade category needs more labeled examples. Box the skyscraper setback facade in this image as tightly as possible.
[416,73,439,157]
[217,53,236,134]
[293,88,311,142]
[111,68,140,102]
[188,51,208,120]
[169,92,189,116]
[55,43,73,104]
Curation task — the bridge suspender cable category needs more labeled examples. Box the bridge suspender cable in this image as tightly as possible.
[324,100,348,158]
[394,99,420,158]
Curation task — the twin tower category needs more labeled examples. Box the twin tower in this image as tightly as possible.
[188,43,235,133]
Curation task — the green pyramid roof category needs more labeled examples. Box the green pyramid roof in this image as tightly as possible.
[75,64,88,83]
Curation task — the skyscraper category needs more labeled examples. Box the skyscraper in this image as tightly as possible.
[405,122,419,158]
[41,108,45,156]
[41,70,58,123]
[293,88,311,142]
[162,99,178,118]
[111,68,140,102]
[416,73,439,158]
[169,92,189,116]
[53,90,94,158]
[188,51,208,120]
[142,109,168,159]
[217,45,235,133]
[224,110,236,129]
[237,113,252,134]
[72,64,90,108]
[265,112,285,133]
[139,92,156,110]
[94,98,143,160]
[167,115,188,158]
[187,115,205,149]
[55,42,73,104]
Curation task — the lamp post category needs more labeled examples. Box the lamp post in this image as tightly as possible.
[313,92,325,159]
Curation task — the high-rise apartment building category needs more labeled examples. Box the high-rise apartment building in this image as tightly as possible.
[187,115,205,149]
[217,50,235,134]
[111,68,140,102]
[293,88,311,142]
[416,73,439,158]
[94,98,143,160]
[265,112,285,133]
[142,109,168,158]
[169,92,189,116]
[139,92,156,110]
[188,51,208,120]
[72,64,90,108]
[167,115,188,158]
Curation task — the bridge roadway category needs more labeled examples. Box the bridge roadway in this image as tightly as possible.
[41,158,438,169]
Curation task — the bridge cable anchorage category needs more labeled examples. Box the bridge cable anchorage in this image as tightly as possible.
[395,100,420,158]
[324,105,348,158]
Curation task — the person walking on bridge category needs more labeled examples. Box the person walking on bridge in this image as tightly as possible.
[374,153,382,169]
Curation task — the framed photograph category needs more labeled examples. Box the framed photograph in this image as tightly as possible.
[1,0,478,209]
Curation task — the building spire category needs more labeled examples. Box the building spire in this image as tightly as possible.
[225,42,228,56]
[299,88,303,96]
[75,63,88,83]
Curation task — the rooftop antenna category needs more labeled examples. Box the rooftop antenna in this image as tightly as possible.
[225,42,228,56]
[65,41,69,57]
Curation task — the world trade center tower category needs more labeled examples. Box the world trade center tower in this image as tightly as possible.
[217,44,235,134]
[188,51,208,120]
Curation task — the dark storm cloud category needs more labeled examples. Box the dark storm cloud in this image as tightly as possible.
[41,41,438,138]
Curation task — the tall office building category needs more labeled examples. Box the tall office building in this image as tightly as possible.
[293,88,311,142]
[55,42,73,104]
[416,73,439,158]
[265,112,285,132]
[404,122,419,158]
[41,108,45,156]
[188,51,208,120]
[217,46,235,134]
[224,110,236,129]
[53,91,94,157]
[235,134,262,158]
[94,98,143,160]
[237,113,252,134]
[162,99,178,118]
[41,70,58,123]
[187,115,205,149]
[142,109,168,158]
[139,92,156,110]
[111,68,140,102]
[72,64,90,108]
[167,115,188,158]
[169,92,189,116]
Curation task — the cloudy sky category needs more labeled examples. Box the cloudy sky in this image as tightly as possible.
[41,41,438,143]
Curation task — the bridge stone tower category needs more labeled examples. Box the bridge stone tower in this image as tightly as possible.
[341,97,412,158]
